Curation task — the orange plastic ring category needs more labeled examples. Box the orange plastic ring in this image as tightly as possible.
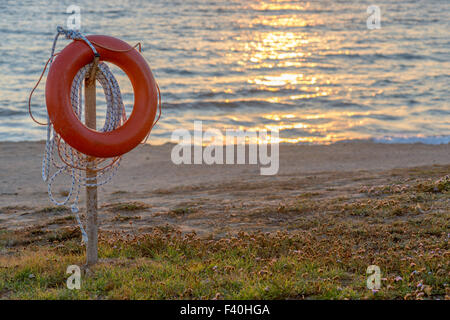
[45,35,158,158]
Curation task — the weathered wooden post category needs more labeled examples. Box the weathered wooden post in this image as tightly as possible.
[85,56,99,266]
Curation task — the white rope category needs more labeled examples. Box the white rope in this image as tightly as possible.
[43,27,127,243]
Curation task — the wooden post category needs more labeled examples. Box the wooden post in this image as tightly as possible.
[85,57,99,266]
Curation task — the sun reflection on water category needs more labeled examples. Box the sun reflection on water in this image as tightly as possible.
[1,0,447,143]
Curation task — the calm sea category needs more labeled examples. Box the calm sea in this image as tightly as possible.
[0,0,449,144]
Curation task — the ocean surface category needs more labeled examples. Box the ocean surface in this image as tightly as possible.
[0,0,449,144]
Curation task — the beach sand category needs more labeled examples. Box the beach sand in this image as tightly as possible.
[0,141,448,236]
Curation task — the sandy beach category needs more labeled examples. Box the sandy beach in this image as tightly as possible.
[1,141,448,235]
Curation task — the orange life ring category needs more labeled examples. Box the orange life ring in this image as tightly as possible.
[45,35,158,158]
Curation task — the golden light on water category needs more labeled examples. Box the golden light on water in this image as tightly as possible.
[150,3,407,147]
[152,8,354,146]
[185,106,408,146]
[250,1,308,12]
[242,31,312,67]
[156,6,347,147]
[0,0,446,144]
[214,6,368,145]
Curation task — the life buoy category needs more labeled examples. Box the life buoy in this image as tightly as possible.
[45,35,158,158]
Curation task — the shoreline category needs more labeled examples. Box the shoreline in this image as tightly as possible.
[2,136,450,146]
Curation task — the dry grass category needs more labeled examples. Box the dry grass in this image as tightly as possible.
[0,172,448,300]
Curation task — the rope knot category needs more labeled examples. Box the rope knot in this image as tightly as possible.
[55,26,99,57]
[57,26,82,40]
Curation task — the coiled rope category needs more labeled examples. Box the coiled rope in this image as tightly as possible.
[29,27,161,243]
